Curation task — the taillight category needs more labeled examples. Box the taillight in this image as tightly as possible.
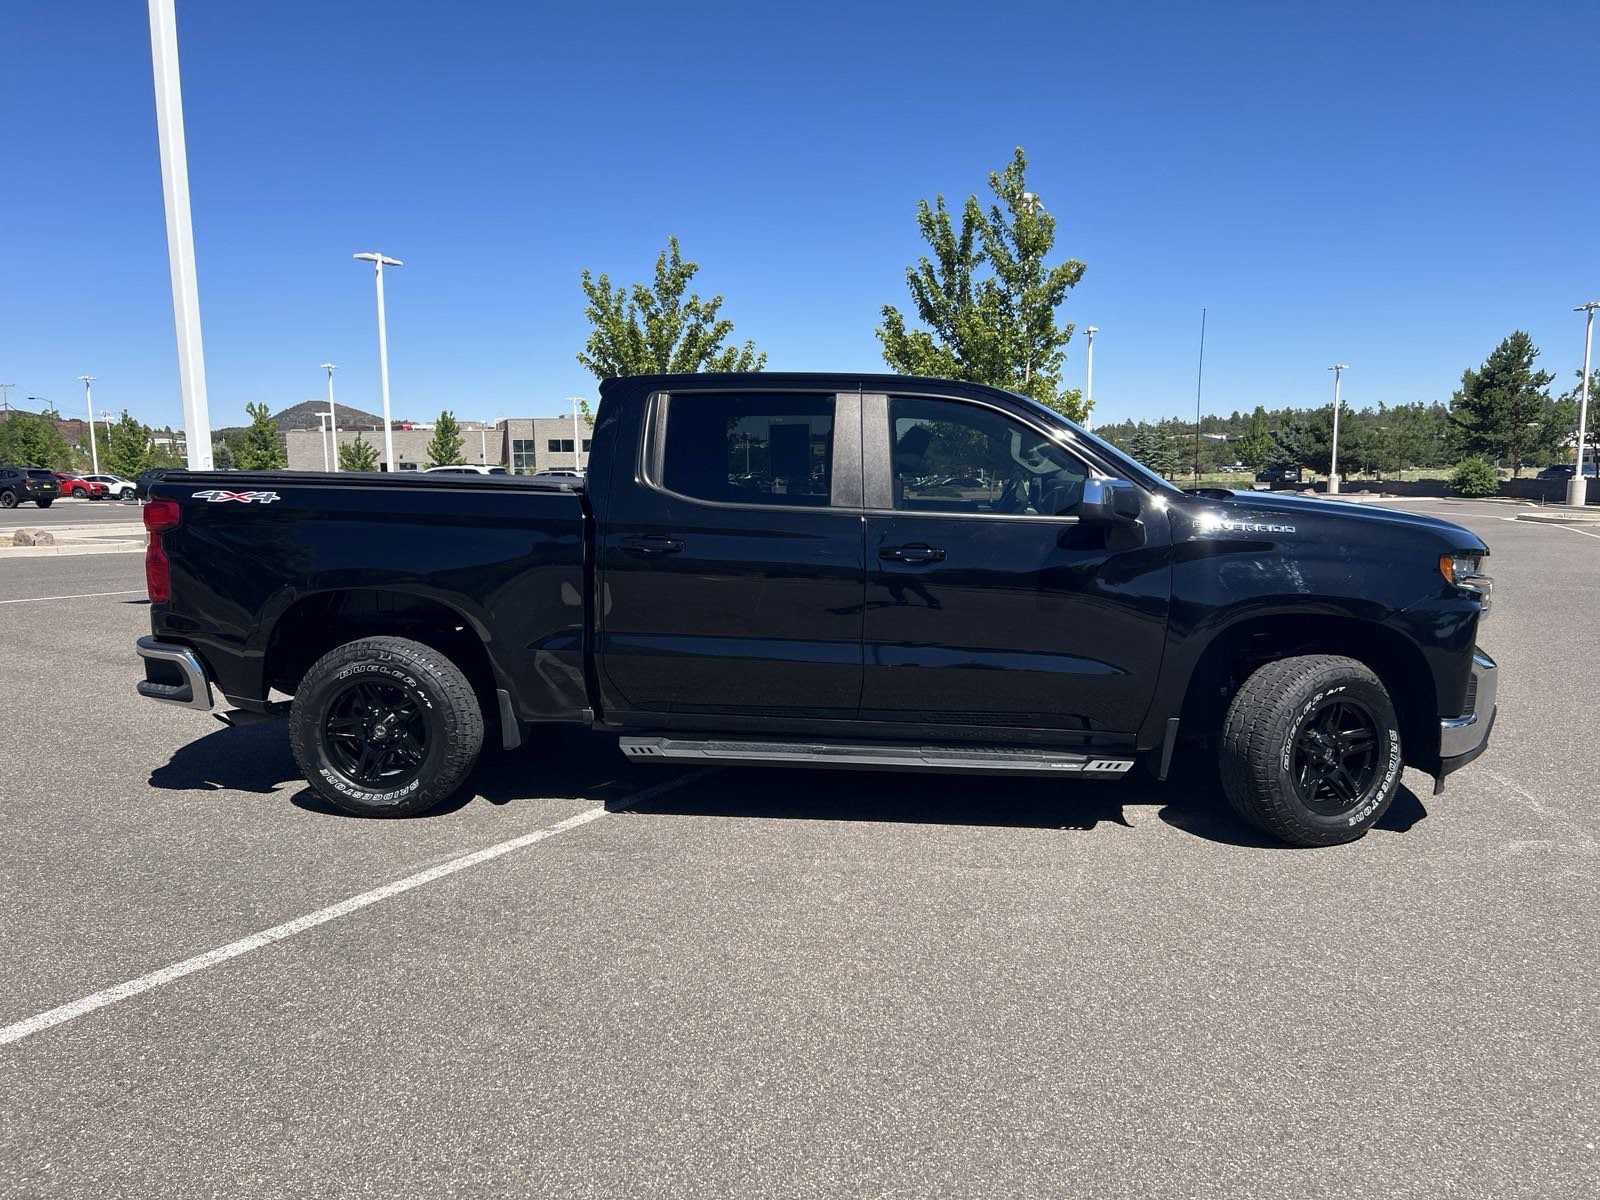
[143,499,181,603]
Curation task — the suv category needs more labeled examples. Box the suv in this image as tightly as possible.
[83,474,138,499]
[0,467,61,508]
[420,464,509,475]
[53,473,110,499]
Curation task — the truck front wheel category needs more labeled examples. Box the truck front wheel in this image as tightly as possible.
[290,636,484,817]
[1219,654,1403,847]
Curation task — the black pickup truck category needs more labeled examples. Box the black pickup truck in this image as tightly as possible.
[135,373,1496,846]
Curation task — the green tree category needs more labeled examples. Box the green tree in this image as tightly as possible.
[877,147,1090,422]
[576,236,765,417]
[426,410,465,467]
[235,402,286,470]
[213,438,236,470]
[102,412,155,478]
[1556,368,1600,468]
[1236,405,1277,472]
[0,412,72,468]
[1450,332,1556,477]
[338,432,380,471]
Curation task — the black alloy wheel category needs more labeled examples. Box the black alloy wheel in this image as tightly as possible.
[320,679,430,791]
[1289,696,1381,815]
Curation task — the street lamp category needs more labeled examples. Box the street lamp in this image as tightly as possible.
[321,362,339,472]
[353,252,403,470]
[1327,364,1349,495]
[1571,302,1598,508]
[100,410,114,462]
[78,376,98,474]
[1083,326,1098,430]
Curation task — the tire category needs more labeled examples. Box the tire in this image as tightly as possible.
[35,497,53,508]
[289,636,484,817]
[1219,654,1403,847]
[0,490,16,509]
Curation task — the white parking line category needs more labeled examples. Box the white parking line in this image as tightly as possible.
[0,589,146,606]
[1539,521,1600,540]
[0,768,716,1048]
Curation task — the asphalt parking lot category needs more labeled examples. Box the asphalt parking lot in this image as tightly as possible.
[1,497,1595,1199]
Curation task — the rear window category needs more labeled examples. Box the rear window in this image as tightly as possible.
[660,392,835,507]
[26,470,55,480]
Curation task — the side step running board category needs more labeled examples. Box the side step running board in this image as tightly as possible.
[619,736,1135,776]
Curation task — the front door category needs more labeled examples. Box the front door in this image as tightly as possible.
[597,389,866,724]
[859,393,1169,737]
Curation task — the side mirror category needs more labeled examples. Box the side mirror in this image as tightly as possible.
[1078,477,1141,524]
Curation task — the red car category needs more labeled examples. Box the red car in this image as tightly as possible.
[53,473,110,499]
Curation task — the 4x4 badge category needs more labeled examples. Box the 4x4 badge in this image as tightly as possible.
[191,489,281,504]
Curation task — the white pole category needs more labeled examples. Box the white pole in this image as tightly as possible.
[146,0,212,470]
[322,362,339,472]
[1327,364,1347,495]
[79,376,99,474]
[1571,303,1597,508]
[570,397,583,469]
[354,253,402,470]
[1083,326,1097,430]
[316,412,330,471]
[479,425,487,465]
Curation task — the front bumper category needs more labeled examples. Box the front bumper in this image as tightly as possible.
[1435,647,1497,790]
[136,636,214,711]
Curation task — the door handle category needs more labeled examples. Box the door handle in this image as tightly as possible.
[621,535,684,556]
[879,543,946,564]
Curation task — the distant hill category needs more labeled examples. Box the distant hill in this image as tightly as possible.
[214,401,395,439]
[270,400,389,430]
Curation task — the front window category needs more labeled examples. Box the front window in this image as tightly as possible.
[889,396,1089,516]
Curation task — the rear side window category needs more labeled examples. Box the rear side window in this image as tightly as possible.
[661,393,835,507]
[27,470,55,481]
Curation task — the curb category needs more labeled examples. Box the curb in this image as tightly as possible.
[1514,512,1600,526]
[0,541,145,558]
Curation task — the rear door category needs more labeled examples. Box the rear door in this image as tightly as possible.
[596,388,866,724]
[859,392,1169,738]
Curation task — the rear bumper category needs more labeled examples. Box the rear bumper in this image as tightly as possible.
[135,636,214,711]
[1435,648,1496,789]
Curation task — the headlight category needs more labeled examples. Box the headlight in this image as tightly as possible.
[1439,552,1492,616]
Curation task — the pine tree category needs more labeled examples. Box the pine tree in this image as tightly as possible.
[1450,331,1556,477]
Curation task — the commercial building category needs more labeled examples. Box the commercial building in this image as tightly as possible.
[284,414,593,474]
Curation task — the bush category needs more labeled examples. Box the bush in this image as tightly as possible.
[1449,457,1499,497]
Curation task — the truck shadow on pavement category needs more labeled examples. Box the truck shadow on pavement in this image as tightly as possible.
[148,722,1429,847]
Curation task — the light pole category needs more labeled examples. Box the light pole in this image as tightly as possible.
[315,411,332,471]
[567,396,585,470]
[1327,364,1349,495]
[1083,326,1098,430]
[353,252,403,470]
[321,362,339,472]
[147,0,213,469]
[78,376,99,474]
[1571,302,1598,508]
[0,384,14,416]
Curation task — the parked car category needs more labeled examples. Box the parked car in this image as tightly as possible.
[1254,465,1303,485]
[421,464,509,475]
[134,372,1497,848]
[82,474,138,499]
[530,467,585,481]
[53,473,110,499]
[0,466,61,507]
[1535,463,1597,480]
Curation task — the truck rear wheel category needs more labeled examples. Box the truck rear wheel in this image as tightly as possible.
[1219,654,1403,847]
[290,636,484,817]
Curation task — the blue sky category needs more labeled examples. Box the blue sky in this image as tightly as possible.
[3,0,1597,433]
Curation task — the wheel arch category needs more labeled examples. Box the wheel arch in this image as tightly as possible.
[1177,612,1438,773]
